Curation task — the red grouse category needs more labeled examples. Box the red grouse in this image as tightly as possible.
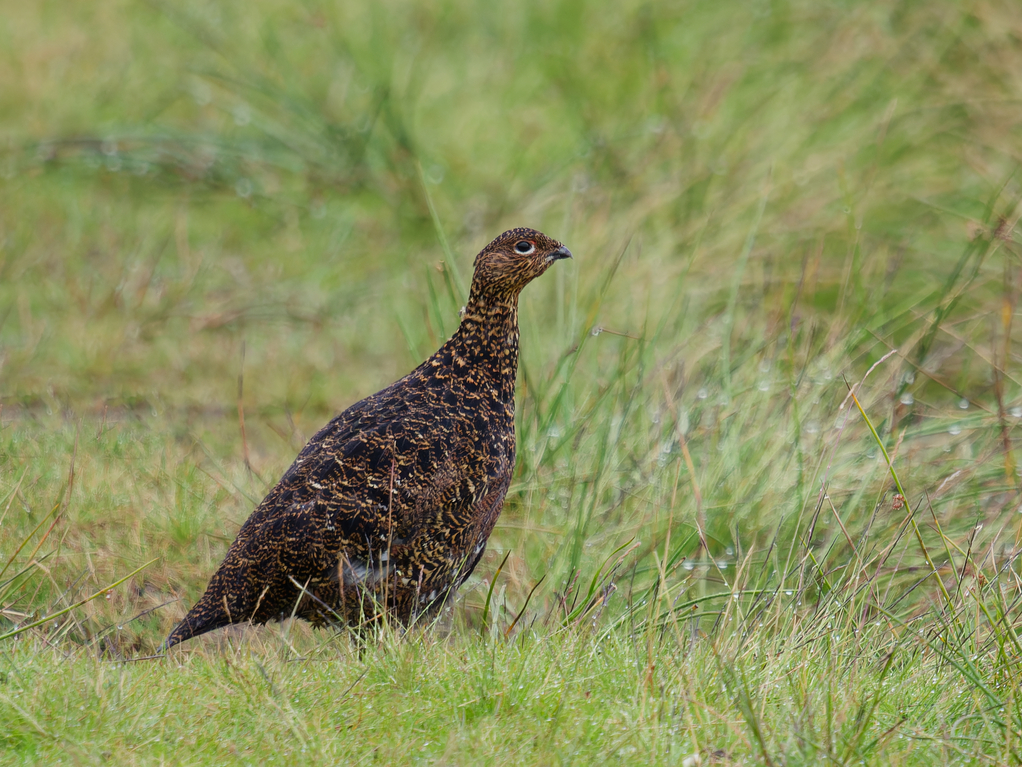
[165,228,572,648]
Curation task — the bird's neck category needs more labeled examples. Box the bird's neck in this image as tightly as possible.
[445,294,520,403]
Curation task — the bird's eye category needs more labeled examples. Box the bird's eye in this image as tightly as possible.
[514,241,535,254]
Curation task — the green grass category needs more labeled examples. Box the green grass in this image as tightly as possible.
[3,0,1022,763]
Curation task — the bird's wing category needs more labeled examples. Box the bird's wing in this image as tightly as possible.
[234,383,457,559]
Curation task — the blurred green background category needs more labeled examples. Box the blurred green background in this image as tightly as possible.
[2,1,1022,760]
[4,0,1018,411]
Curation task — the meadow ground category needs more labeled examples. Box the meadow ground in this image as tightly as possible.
[3,0,1022,763]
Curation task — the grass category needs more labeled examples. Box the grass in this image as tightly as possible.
[2,0,1022,763]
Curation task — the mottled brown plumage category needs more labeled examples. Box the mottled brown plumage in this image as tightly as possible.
[165,228,571,648]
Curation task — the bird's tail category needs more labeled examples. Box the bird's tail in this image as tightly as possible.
[163,593,235,650]
[163,563,257,649]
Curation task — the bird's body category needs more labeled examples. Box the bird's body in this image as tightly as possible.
[165,228,571,648]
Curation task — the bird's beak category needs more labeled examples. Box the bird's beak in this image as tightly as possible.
[548,245,573,262]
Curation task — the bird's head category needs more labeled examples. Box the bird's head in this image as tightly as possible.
[469,227,572,302]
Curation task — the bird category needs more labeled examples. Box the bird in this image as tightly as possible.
[164,227,572,648]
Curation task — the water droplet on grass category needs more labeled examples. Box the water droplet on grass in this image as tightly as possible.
[426,164,445,184]
[191,82,212,106]
[691,119,711,139]
[645,115,666,134]
[899,392,914,406]
[958,398,969,410]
